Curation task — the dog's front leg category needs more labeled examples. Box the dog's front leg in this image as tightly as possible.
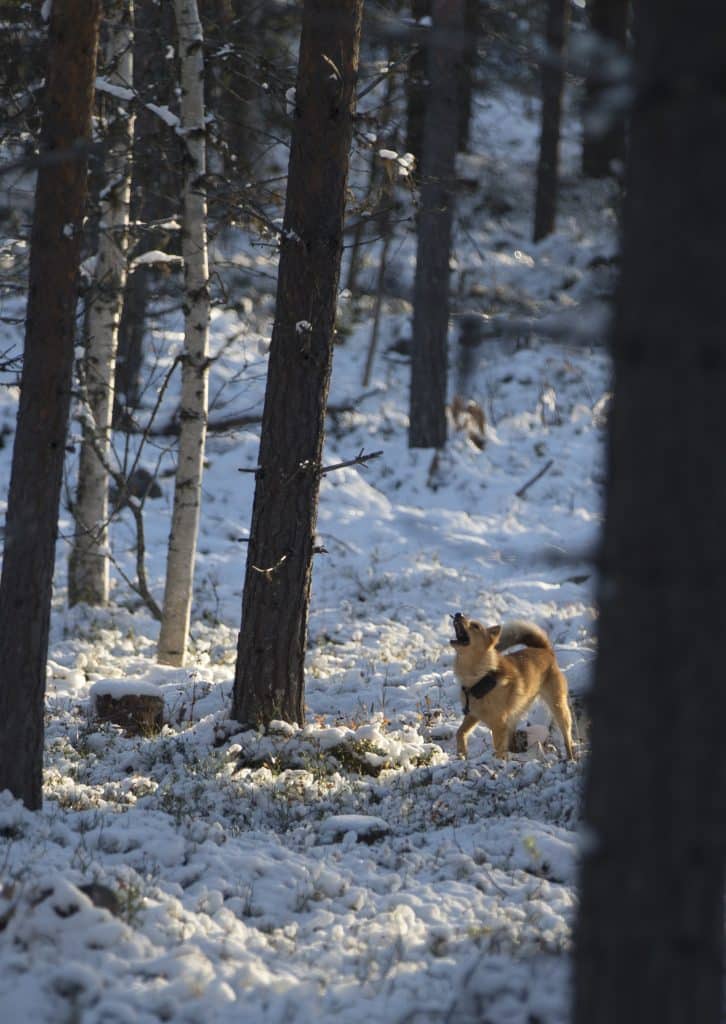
[491,721,511,759]
[456,714,479,757]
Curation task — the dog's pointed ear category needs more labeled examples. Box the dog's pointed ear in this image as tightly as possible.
[488,624,502,646]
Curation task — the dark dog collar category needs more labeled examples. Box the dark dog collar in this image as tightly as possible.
[462,671,499,714]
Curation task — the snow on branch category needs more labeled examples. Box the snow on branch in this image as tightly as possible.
[95,76,135,102]
[144,103,181,129]
[129,250,184,271]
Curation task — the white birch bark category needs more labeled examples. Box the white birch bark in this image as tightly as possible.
[69,0,134,606]
[157,0,210,665]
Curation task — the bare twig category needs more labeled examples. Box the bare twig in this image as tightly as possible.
[71,399,163,620]
[122,497,163,620]
[238,448,383,479]
[343,204,399,239]
[236,194,285,238]
[0,139,100,178]
[178,391,382,440]
[251,553,288,580]
[319,448,383,476]
[515,458,554,499]
[356,49,414,101]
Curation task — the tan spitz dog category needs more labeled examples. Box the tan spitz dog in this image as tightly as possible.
[451,612,575,760]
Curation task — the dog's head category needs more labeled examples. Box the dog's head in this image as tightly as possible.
[450,613,501,674]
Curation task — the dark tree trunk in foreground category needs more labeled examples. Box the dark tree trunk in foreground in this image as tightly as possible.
[409,0,466,450]
[582,0,629,178]
[532,0,570,242]
[0,0,100,810]
[574,5,726,1023]
[232,0,363,728]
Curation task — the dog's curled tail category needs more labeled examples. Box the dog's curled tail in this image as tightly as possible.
[496,620,551,651]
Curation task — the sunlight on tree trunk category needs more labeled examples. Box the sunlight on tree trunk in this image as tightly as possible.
[157,0,210,667]
[232,0,363,728]
[69,0,135,607]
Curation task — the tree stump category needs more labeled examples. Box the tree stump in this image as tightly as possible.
[92,683,164,736]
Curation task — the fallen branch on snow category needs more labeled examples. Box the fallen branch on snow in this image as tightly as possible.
[515,458,554,499]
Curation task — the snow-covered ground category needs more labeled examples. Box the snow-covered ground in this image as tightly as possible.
[0,81,618,1022]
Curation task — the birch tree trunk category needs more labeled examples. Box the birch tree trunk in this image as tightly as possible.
[69,0,135,606]
[157,0,210,666]
[232,0,363,728]
[0,0,101,809]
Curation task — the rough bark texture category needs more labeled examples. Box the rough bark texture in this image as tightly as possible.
[409,0,466,449]
[0,0,100,810]
[232,0,363,728]
[69,0,135,607]
[532,0,570,242]
[573,4,726,1022]
[157,0,211,666]
[582,0,629,178]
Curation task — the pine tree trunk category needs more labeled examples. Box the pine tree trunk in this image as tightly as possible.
[404,0,431,164]
[232,0,363,728]
[115,259,146,415]
[409,0,466,450]
[582,0,629,178]
[573,4,726,1021]
[456,0,479,152]
[115,0,181,418]
[157,0,210,667]
[69,0,135,607]
[532,0,570,242]
[0,0,101,810]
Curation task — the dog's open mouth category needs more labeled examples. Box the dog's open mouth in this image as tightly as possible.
[451,613,470,646]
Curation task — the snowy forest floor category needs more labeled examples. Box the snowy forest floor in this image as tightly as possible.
[0,85,618,1022]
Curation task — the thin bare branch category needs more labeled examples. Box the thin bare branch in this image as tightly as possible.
[319,448,383,475]
[74,411,162,620]
[515,458,554,499]
[356,49,414,101]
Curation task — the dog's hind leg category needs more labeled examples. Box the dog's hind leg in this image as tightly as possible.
[541,669,575,760]
[456,714,479,757]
